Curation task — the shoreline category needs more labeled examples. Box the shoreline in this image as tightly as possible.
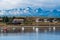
[0,25,60,33]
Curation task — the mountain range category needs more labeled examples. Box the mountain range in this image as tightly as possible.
[0,7,60,18]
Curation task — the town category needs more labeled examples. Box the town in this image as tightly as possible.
[0,16,60,33]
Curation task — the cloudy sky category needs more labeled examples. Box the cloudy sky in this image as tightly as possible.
[0,0,60,9]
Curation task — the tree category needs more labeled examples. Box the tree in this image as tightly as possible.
[2,16,9,23]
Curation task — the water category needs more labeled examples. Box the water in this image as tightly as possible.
[0,31,60,40]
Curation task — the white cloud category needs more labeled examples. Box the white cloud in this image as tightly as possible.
[0,0,60,9]
[0,0,23,9]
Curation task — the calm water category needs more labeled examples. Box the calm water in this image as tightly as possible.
[0,31,60,40]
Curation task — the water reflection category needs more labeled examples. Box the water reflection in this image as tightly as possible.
[0,31,60,40]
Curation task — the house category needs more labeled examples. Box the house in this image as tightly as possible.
[0,18,3,22]
[12,19,24,25]
[35,18,44,22]
[35,18,55,23]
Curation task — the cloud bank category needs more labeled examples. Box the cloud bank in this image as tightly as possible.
[0,0,60,9]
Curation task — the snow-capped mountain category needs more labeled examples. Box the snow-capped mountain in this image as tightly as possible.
[0,6,60,18]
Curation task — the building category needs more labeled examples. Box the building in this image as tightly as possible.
[12,19,24,25]
[0,18,3,22]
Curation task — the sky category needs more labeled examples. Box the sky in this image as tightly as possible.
[0,0,60,9]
